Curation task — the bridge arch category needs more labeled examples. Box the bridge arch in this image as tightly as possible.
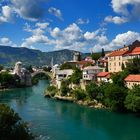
[31,70,51,79]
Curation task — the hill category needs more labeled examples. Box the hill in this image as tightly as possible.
[0,46,83,67]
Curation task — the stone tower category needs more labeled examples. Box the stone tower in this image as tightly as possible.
[73,52,81,61]
[14,61,22,76]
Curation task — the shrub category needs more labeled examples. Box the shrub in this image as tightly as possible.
[47,85,57,96]
[70,68,82,84]
[104,83,127,111]
[73,88,86,101]
[125,85,140,113]
[60,80,70,96]
[86,82,99,100]
[0,104,34,140]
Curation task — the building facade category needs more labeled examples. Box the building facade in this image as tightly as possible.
[124,75,140,89]
[108,41,140,72]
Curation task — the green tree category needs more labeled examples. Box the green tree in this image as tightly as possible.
[73,88,86,101]
[70,68,82,84]
[104,84,127,111]
[0,104,34,140]
[111,71,129,87]
[0,72,15,87]
[46,85,57,97]
[26,65,33,73]
[125,57,140,74]
[60,62,76,70]
[125,85,140,113]
[60,80,70,96]
[0,65,4,71]
[101,48,105,58]
[91,53,101,61]
[86,82,99,100]
[121,63,125,70]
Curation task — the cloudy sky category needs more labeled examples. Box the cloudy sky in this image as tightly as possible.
[0,0,140,52]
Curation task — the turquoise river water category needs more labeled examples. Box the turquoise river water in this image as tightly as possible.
[0,80,140,140]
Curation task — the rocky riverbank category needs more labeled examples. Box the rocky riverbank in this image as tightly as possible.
[44,92,105,109]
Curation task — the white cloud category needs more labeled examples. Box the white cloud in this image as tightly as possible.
[0,6,14,23]
[48,7,63,20]
[109,31,140,49]
[0,0,48,22]
[21,22,53,48]
[0,37,17,47]
[105,0,140,25]
[35,22,50,29]
[111,0,140,19]
[22,22,109,51]
[104,16,128,24]
[94,31,140,51]
[11,0,46,21]
[76,18,89,25]
[50,23,108,51]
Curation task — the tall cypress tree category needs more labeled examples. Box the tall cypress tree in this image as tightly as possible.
[101,48,105,57]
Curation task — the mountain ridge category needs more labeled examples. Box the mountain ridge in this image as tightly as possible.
[0,45,85,66]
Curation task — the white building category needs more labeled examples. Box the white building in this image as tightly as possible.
[83,66,104,81]
[56,69,73,89]
[97,72,112,83]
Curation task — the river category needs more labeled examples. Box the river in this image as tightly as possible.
[0,80,140,140]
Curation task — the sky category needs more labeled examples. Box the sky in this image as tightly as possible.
[0,0,140,53]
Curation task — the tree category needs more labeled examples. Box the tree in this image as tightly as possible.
[0,65,4,71]
[60,80,70,96]
[104,84,127,111]
[0,72,15,87]
[60,62,76,70]
[125,57,140,74]
[72,88,86,101]
[111,71,129,87]
[125,85,140,113]
[0,104,34,140]
[101,48,105,58]
[91,53,101,61]
[46,85,57,97]
[26,65,33,73]
[70,68,82,84]
[86,82,99,100]
[121,63,125,70]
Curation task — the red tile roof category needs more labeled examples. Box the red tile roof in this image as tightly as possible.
[77,60,94,65]
[124,75,140,82]
[97,72,110,77]
[126,47,140,55]
[108,50,128,57]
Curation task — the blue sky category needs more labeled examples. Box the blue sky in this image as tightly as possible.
[0,0,140,52]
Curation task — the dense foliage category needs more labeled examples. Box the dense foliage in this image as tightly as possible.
[104,84,127,111]
[60,62,76,70]
[90,53,101,61]
[60,80,70,96]
[0,72,20,88]
[47,85,57,97]
[125,57,140,74]
[111,71,129,87]
[72,88,86,101]
[0,65,4,71]
[86,82,100,100]
[70,68,82,84]
[0,104,34,140]
[125,85,140,112]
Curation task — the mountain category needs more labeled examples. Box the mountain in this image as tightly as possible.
[0,46,85,67]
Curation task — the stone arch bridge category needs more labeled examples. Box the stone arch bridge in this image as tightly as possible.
[31,70,52,79]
